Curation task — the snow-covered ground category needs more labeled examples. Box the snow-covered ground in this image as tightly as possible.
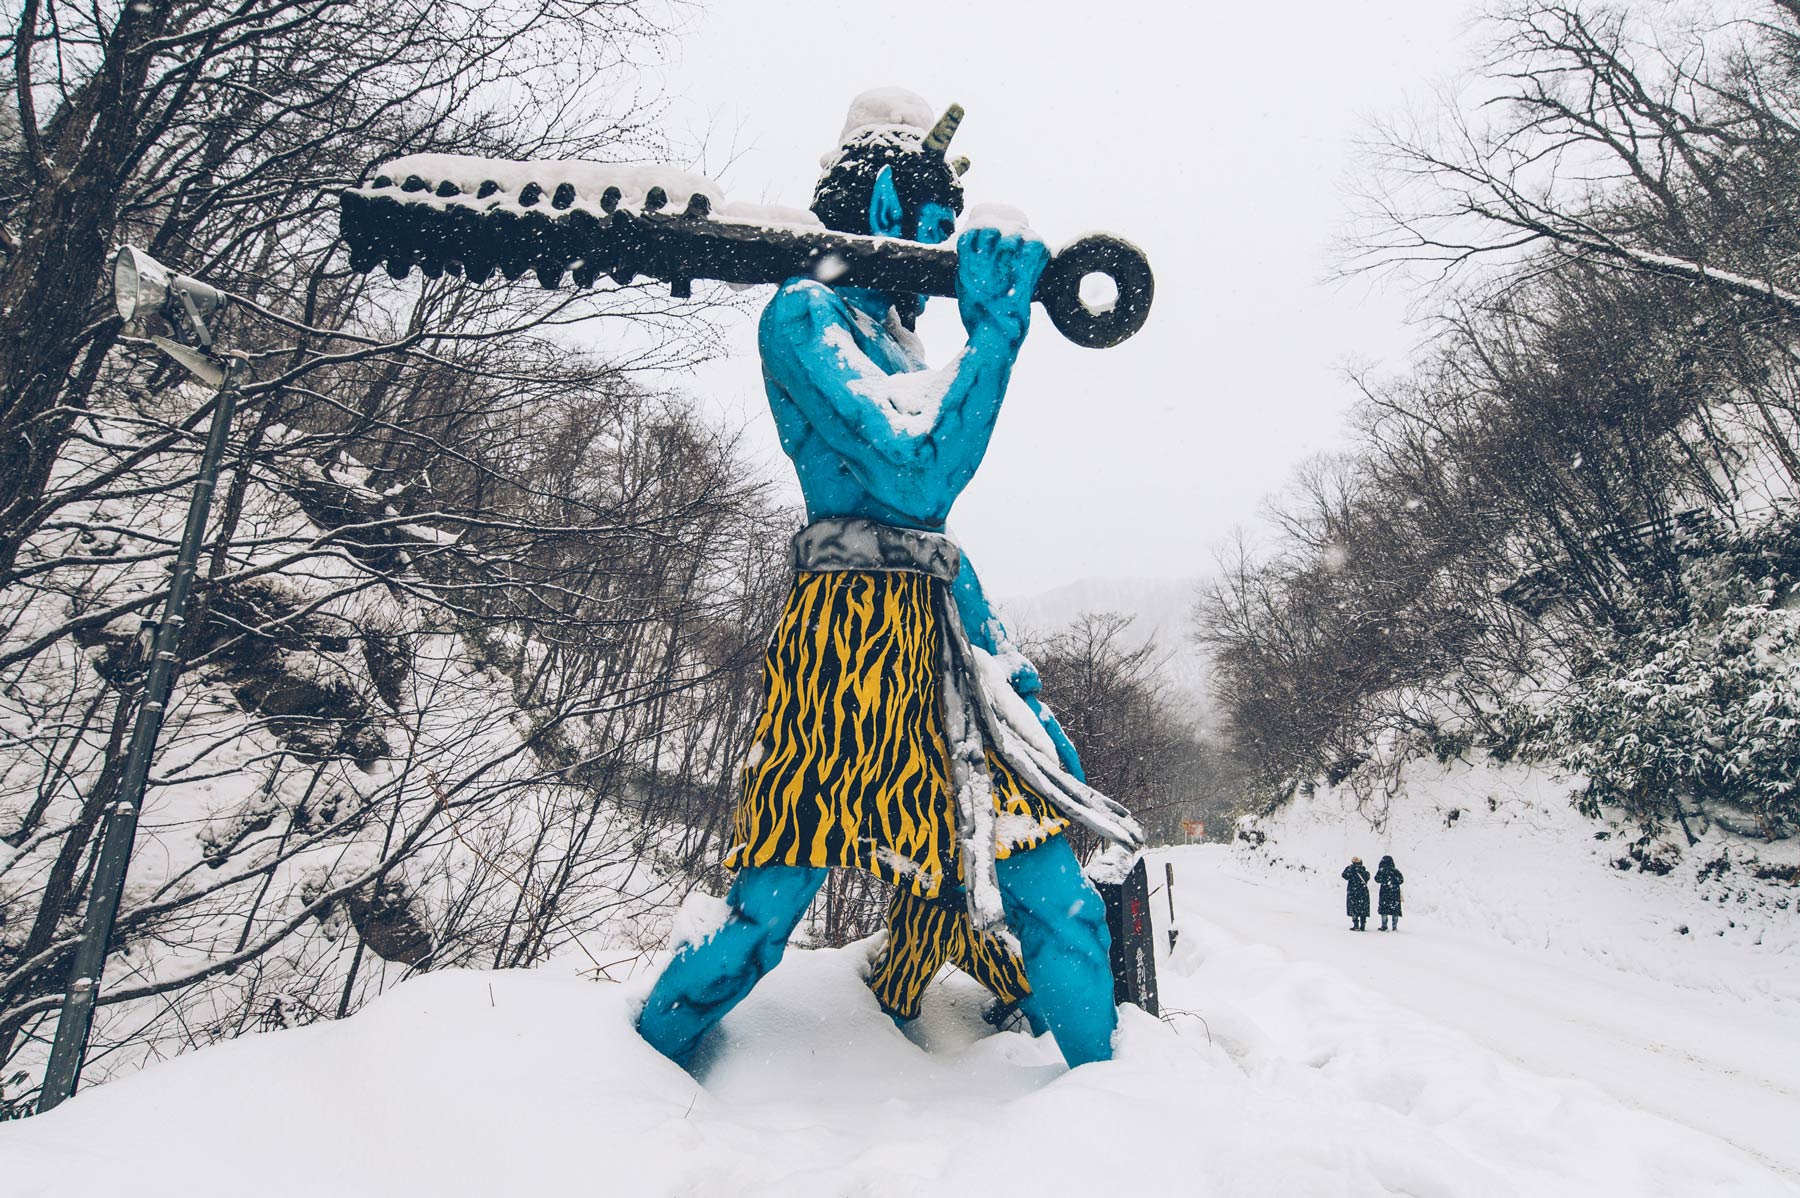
[6,774,1797,1196]
[1171,846,1800,1187]
[1217,756,1800,1183]
[1237,759,1800,988]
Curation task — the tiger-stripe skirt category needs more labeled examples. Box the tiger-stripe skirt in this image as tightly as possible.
[725,569,1067,900]
[866,885,1032,1020]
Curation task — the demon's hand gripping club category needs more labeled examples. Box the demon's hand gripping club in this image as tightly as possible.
[337,160,1154,349]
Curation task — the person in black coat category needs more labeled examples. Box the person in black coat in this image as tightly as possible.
[1342,857,1371,930]
[1375,855,1404,931]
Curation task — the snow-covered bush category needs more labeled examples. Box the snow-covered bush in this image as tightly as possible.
[1529,511,1800,839]
[1535,605,1800,838]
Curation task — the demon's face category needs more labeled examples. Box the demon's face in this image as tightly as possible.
[913,200,956,246]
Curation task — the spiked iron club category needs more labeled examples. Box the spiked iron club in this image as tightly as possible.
[338,159,1154,348]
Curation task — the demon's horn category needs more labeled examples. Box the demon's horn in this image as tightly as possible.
[922,103,964,157]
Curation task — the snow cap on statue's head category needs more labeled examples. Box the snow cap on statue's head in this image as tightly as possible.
[833,87,936,148]
[812,87,968,238]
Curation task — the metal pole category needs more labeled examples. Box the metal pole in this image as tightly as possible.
[38,359,244,1112]
[1165,861,1179,951]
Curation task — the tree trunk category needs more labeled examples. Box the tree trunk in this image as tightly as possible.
[0,0,176,578]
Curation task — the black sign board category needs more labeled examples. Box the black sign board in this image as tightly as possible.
[1095,856,1160,1016]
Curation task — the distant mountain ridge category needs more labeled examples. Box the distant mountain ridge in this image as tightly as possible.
[996,575,1211,716]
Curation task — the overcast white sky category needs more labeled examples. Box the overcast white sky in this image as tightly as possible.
[649,1,1478,597]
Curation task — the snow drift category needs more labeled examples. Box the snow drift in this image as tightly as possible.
[4,839,1793,1197]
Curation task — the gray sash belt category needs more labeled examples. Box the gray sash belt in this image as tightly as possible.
[789,518,1144,930]
[791,517,961,581]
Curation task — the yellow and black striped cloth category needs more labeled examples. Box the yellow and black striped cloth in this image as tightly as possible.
[725,569,1068,900]
[866,885,1032,1021]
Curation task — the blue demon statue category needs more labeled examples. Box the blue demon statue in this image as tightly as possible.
[636,89,1143,1069]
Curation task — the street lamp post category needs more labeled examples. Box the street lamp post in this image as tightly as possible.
[36,249,243,1113]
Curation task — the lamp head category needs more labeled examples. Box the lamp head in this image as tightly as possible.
[113,246,223,349]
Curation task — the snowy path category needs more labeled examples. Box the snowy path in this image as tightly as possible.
[1157,845,1800,1183]
[3,848,1796,1196]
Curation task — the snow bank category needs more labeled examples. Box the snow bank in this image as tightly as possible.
[1235,757,1800,1004]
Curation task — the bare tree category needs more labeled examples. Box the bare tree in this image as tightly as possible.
[0,0,810,1115]
[1201,1,1800,811]
[0,0,705,581]
[1026,613,1229,848]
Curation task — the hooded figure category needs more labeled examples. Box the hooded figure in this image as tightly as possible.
[1342,857,1371,930]
[1375,855,1404,930]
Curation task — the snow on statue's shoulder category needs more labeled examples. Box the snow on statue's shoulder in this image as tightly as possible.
[822,318,956,439]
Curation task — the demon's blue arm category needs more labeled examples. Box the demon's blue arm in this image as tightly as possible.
[952,551,1087,782]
